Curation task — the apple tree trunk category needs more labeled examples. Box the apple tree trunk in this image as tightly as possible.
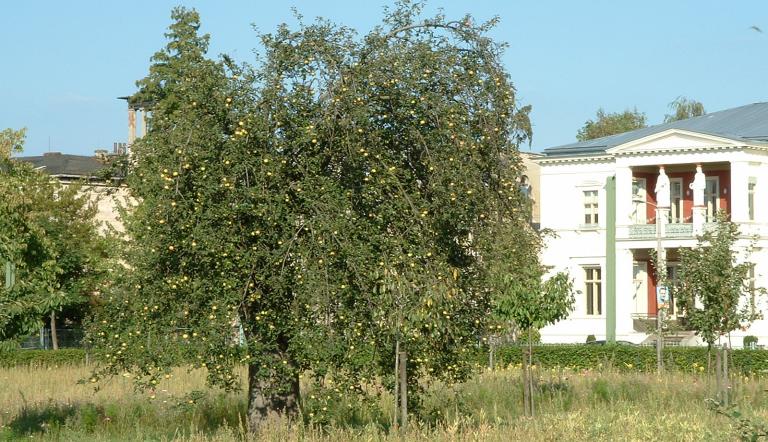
[247,362,300,433]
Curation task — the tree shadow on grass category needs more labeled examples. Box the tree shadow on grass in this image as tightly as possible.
[7,401,77,437]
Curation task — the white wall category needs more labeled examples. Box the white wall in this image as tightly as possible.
[538,160,614,343]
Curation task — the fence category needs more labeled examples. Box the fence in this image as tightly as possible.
[19,328,84,350]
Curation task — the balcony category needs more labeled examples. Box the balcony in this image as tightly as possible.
[628,223,694,239]
[622,221,768,241]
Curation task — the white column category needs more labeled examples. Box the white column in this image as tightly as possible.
[615,166,633,226]
[730,161,750,223]
[128,108,137,145]
[692,165,706,235]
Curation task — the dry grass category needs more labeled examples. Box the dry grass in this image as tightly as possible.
[1,363,767,440]
[0,364,219,412]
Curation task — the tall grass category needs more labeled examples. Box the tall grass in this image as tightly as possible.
[1,363,764,440]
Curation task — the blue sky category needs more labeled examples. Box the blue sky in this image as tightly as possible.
[1,1,766,156]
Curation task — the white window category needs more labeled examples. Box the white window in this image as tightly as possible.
[670,178,684,223]
[585,267,602,315]
[748,178,757,221]
[705,177,719,222]
[666,263,681,317]
[633,261,648,315]
[583,190,599,225]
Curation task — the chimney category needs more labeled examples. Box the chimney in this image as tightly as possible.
[128,108,137,144]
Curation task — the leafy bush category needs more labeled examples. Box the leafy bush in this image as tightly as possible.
[0,349,87,367]
[586,335,596,343]
[492,344,768,375]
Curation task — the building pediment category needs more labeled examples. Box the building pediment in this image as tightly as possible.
[606,129,741,156]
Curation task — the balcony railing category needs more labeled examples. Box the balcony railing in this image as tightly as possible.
[628,223,693,239]
[624,222,725,240]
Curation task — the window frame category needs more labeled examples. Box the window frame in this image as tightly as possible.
[704,176,720,222]
[632,177,647,224]
[583,189,599,226]
[665,262,681,317]
[584,266,602,316]
[670,177,684,223]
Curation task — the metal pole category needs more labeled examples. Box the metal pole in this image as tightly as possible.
[656,207,663,374]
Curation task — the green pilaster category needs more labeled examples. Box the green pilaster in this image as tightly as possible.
[606,176,616,343]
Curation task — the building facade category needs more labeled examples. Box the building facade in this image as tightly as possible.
[17,148,130,233]
[537,102,768,347]
[520,151,543,227]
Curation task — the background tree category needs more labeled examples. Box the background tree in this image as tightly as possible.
[0,128,26,159]
[677,212,760,350]
[576,107,647,141]
[664,96,706,122]
[87,3,535,433]
[0,128,107,349]
[488,226,573,417]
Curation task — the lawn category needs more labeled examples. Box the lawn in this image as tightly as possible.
[1,362,766,441]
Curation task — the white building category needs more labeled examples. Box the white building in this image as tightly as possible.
[17,149,130,233]
[537,102,768,347]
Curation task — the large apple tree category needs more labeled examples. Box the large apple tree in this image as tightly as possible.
[87,4,535,432]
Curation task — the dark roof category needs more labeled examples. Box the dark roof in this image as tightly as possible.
[545,102,768,157]
[15,152,106,178]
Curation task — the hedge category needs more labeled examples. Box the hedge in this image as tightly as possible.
[492,345,768,375]
[5,345,768,375]
[0,349,88,367]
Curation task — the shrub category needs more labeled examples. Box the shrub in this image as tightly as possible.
[586,335,596,343]
[0,349,87,367]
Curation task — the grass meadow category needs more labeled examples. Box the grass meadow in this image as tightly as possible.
[2,362,768,441]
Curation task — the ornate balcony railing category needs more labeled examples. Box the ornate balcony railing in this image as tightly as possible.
[625,222,724,240]
[628,223,693,239]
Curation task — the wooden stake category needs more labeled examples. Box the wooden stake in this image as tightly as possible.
[528,329,536,417]
[521,345,530,416]
[715,348,722,403]
[489,337,495,370]
[399,350,407,433]
[723,346,729,407]
[394,340,399,431]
